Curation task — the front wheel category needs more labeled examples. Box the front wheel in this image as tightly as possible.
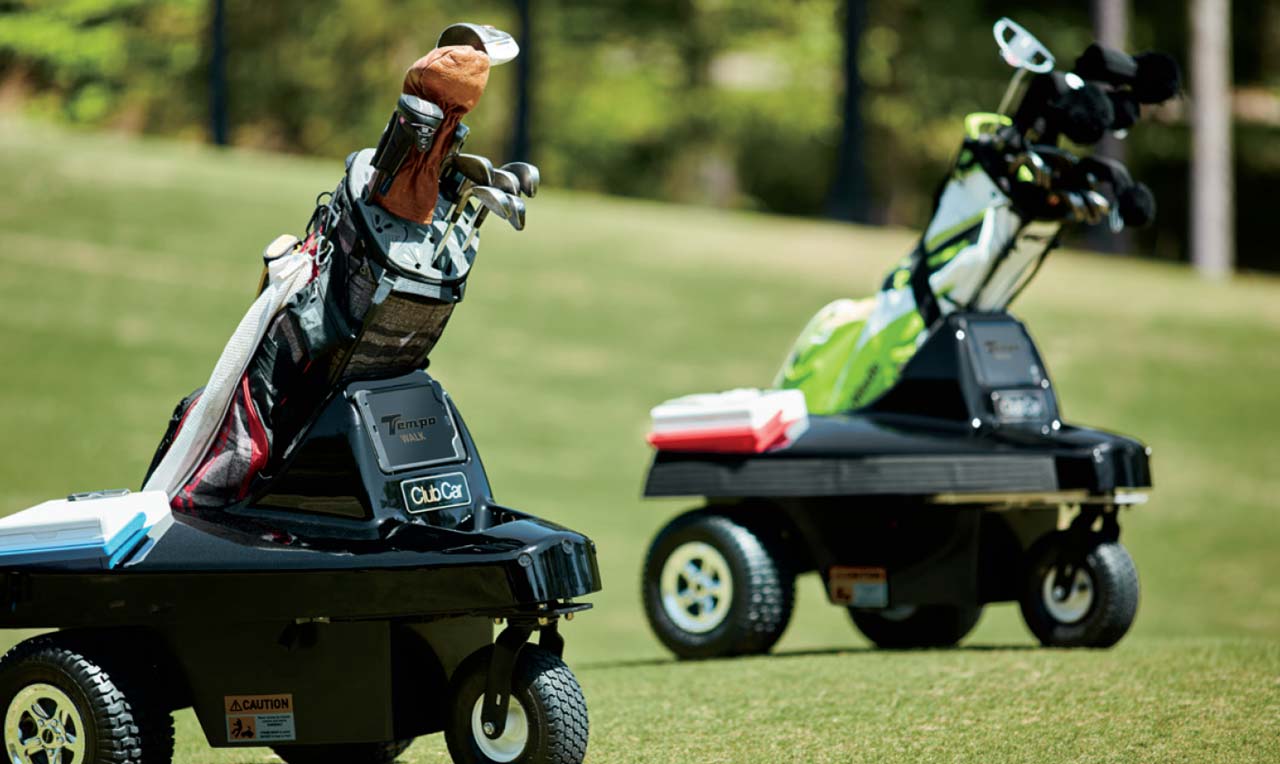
[445,645,587,764]
[271,739,413,764]
[0,635,174,764]
[642,512,794,659]
[850,604,983,649]
[1019,533,1139,648]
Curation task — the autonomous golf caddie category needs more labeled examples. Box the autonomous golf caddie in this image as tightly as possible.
[642,19,1178,659]
[0,23,598,764]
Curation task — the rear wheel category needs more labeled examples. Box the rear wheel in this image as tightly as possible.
[850,604,983,648]
[445,645,587,764]
[642,512,794,659]
[0,635,173,764]
[1020,533,1138,648]
[271,739,413,764]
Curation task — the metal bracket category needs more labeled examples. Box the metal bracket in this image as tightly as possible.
[538,620,565,657]
[1050,506,1117,596]
[480,624,532,739]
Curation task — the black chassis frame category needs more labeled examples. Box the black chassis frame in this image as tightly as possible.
[643,312,1151,611]
[0,370,600,747]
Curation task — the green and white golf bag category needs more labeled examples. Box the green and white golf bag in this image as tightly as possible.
[778,116,1065,414]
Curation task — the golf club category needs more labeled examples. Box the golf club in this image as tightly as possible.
[491,168,521,197]
[500,161,540,197]
[443,187,513,267]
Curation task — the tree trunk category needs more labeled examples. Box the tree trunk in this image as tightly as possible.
[509,0,532,161]
[1190,0,1235,278]
[209,0,228,146]
[1089,0,1130,253]
[826,0,869,223]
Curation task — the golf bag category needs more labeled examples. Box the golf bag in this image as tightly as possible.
[144,25,522,513]
[778,34,1179,414]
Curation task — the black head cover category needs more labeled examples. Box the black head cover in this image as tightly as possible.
[1118,182,1156,228]
[1014,72,1115,146]
[1132,52,1181,104]
[1073,43,1181,104]
[1107,89,1141,131]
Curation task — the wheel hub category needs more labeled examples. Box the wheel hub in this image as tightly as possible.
[1041,565,1094,624]
[659,541,733,634]
[5,683,85,764]
[470,695,529,762]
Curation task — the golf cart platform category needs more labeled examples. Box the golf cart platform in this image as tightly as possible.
[0,371,600,763]
[641,312,1150,658]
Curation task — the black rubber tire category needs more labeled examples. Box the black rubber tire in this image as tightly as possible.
[1019,534,1139,648]
[642,512,794,660]
[0,635,174,763]
[850,605,984,649]
[445,644,588,764]
[271,739,414,764]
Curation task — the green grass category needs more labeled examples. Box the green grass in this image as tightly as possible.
[0,118,1277,762]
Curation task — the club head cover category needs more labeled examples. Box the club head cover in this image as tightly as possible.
[1107,88,1141,131]
[1117,182,1156,228]
[1073,43,1139,85]
[373,46,491,224]
[1133,52,1181,104]
[1050,76,1115,145]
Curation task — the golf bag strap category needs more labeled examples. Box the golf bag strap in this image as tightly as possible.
[908,242,942,328]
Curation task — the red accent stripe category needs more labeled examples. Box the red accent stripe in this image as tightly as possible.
[239,376,269,499]
[647,411,793,454]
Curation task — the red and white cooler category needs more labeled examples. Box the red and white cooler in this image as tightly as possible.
[647,389,809,454]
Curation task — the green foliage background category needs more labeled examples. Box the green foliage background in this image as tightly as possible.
[1,0,1279,268]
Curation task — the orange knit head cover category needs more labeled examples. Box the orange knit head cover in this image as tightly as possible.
[373,46,491,224]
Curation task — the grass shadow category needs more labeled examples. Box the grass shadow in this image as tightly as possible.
[577,642,1038,671]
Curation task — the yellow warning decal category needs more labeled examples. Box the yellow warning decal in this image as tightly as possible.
[223,694,296,744]
[224,694,293,714]
[827,566,888,607]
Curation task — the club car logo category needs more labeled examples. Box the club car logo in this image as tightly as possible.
[981,338,1024,359]
[401,472,471,514]
[381,413,438,444]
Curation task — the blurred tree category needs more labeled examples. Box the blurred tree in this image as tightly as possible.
[0,1,1275,271]
[509,0,532,160]
[1088,0,1130,254]
[1190,0,1234,278]
[209,0,226,145]
[825,0,869,223]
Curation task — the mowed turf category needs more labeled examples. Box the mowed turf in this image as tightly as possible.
[0,118,1277,763]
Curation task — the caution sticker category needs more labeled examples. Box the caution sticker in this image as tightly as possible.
[827,566,889,607]
[224,694,296,743]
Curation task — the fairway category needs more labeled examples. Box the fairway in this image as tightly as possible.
[1,119,1277,763]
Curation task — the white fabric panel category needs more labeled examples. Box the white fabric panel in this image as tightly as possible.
[934,205,1024,307]
[143,249,314,499]
[973,221,1060,309]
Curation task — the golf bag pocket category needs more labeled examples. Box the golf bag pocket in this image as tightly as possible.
[171,378,269,511]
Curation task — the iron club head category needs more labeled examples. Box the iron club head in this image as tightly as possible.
[491,168,521,197]
[505,195,527,231]
[452,154,495,187]
[499,162,539,197]
[469,186,514,221]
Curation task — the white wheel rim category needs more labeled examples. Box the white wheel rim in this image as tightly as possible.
[5,683,86,764]
[660,541,734,634]
[1041,566,1094,624]
[470,695,529,763]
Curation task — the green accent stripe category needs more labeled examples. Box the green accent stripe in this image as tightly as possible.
[925,215,983,253]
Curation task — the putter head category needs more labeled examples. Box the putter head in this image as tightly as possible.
[453,154,495,186]
[491,168,520,196]
[500,162,540,197]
